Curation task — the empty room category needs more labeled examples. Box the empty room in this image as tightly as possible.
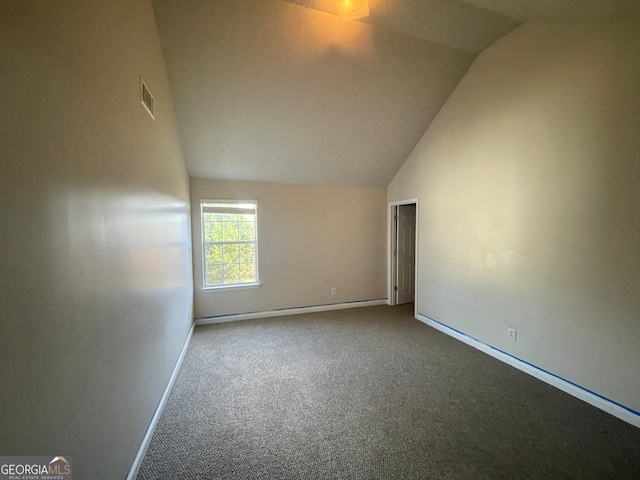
[1,0,639,479]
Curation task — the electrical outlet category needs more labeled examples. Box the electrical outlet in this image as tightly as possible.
[508,327,517,341]
[331,287,336,295]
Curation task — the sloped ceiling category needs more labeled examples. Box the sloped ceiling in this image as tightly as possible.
[152,0,640,186]
[284,0,519,52]
[461,0,640,21]
[152,0,477,186]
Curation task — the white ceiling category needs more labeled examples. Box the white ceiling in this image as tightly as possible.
[461,0,640,21]
[284,0,520,52]
[285,0,640,50]
[152,0,640,186]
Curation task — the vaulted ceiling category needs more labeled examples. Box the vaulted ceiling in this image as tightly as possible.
[152,0,640,186]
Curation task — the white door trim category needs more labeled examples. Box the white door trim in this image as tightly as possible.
[387,198,419,316]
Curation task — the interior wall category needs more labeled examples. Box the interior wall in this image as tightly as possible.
[388,19,640,414]
[191,177,387,318]
[0,1,193,478]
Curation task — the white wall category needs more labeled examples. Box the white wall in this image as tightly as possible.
[191,177,387,318]
[0,1,192,478]
[389,20,640,414]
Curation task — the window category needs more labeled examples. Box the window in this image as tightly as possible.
[201,200,259,289]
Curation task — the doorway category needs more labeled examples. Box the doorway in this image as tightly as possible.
[389,200,417,307]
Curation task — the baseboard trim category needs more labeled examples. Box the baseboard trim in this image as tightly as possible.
[126,321,196,480]
[195,299,388,325]
[416,313,640,429]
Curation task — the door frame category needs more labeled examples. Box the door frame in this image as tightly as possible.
[387,198,419,316]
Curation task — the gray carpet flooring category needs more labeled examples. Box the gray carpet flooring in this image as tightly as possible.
[137,305,640,479]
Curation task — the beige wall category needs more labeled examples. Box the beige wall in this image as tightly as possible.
[0,1,192,478]
[389,20,640,413]
[191,178,387,318]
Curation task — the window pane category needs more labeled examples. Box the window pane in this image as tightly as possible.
[206,265,224,286]
[222,221,239,241]
[239,263,255,283]
[205,244,223,266]
[204,221,223,242]
[214,222,223,242]
[203,221,214,242]
[222,244,239,264]
[238,243,255,264]
[203,213,225,222]
[201,200,258,287]
[223,263,240,284]
[238,221,255,241]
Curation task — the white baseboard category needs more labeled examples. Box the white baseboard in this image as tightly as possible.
[416,313,640,429]
[126,321,196,480]
[195,299,388,325]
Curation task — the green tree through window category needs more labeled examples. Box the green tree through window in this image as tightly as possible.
[201,201,258,288]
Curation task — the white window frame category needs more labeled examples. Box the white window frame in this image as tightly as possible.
[200,199,260,291]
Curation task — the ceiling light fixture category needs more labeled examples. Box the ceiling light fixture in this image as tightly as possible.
[335,0,369,22]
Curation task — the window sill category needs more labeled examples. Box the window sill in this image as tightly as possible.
[202,282,261,293]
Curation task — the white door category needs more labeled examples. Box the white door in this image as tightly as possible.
[396,204,416,304]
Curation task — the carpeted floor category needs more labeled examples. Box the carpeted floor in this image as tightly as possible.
[137,305,640,479]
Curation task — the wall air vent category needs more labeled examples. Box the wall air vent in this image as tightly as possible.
[140,77,155,119]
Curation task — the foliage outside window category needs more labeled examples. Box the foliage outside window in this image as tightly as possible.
[201,200,259,288]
